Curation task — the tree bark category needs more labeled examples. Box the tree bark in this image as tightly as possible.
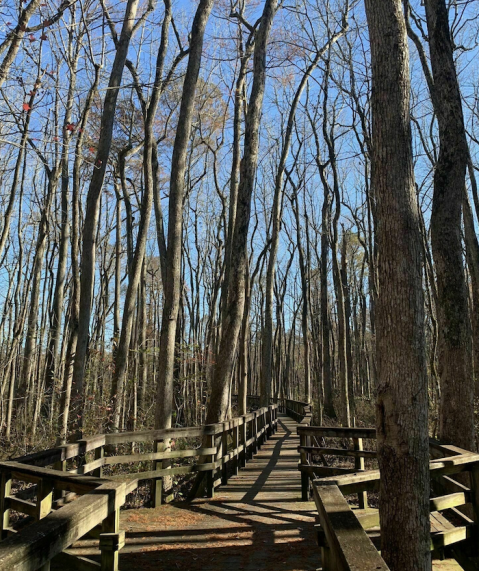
[364,1,431,569]
[424,0,474,451]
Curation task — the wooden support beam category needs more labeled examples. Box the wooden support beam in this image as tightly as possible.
[152,440,164,507]
[232,425,239,476]
[430,492,470,512]
[353,438,368,509]
[206,434,215,498]
[0,472,11,540]
[221,428,228,485]
[240,419,247,468]
[100,505,120,571]
[312,482,389,571]
[300,433,309,501]
[36,479,53,520]
[298,446,377,459]
[297,426,377,439]
[93,447,104,478]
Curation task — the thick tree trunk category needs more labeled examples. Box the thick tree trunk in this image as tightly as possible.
[364,1,431,569]
[464,195,479,396]
[424,0,474,451]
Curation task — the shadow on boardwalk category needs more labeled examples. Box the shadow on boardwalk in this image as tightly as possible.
[66,415,320,571]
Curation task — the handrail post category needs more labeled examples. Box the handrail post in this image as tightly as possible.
[0,470,11,539]
[221,424,228,485]
[300,432,309,501]
[233,423,239,476]
[100,506,123,571]
[93,445,104,478]
[469,462,479,555]
[241,417,247,467]
[36,478,53,520]
[206,433,215,498]
[253,412,258,455]
[152,440,164,507]
[53,447,67,501]
[353,438,368,509]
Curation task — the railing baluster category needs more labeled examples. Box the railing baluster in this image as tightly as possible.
[206,433,215,498]
[152,440,164,507]
[221,425,228,485]
[241,417,247,467]
[100,504,122,571]
[233,423,239,476]
[0,471,11,540]
[353,438,368,509]
[36,478,53,520]
[93,445,104,478]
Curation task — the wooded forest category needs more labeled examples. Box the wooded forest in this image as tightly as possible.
[0,0,478,568]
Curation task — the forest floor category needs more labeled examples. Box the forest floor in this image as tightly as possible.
[65,414,320,571]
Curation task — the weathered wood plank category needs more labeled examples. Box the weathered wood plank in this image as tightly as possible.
[298,445,377,459]
[104,447,217,465]
[430,492,470,512]
[298,426,377,439]
[299,465,362,477]
[0,481,131,571]
[0,462,105,495]
[313,481,389,571]
[109,462,216,481]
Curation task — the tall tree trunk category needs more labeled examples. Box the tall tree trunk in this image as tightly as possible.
[60,64,100,440]
[71,0,140,439]
[341,230,355,422]
[112,0,172,431]
[320,182,336,419]
[365,1,431,569]
[464,195,479,397]
[206,0,278,424]
[261,14,349,406]
[44,35,81,404]
[424,0,474,451]
[155,0,214,431]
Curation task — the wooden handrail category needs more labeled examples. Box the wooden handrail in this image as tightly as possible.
[311,442,479,570]
[0,479,136,571]
[0,403,281,570]
[313,481,390,571]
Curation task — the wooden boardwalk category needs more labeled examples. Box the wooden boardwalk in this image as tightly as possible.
[67,413,320,571]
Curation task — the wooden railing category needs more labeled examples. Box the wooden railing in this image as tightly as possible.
[231,394,276,410]
[283,399,312,426]
[0,404,279,570]
[301,426,479,570]
[0,461,138,571]
[297,425,375,502]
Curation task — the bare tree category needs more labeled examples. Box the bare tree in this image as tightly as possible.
[364,0,431,568]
